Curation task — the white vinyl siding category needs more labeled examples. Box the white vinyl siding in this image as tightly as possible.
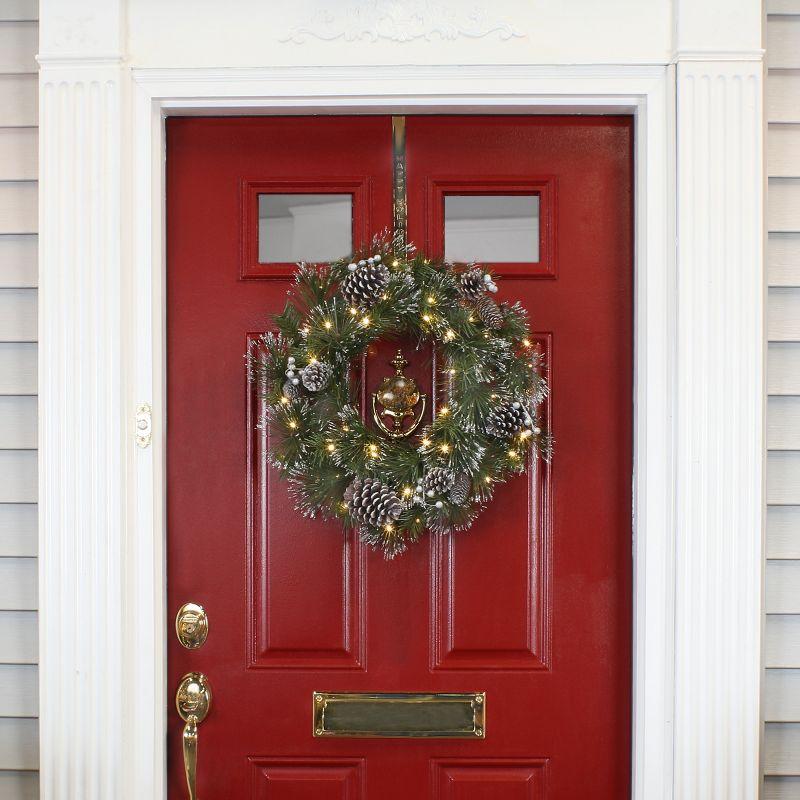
[0,3,38,795]
[765,4,800,797]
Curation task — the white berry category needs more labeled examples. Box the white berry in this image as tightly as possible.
[426,490,434,497]
[286,370,295,378]
[374,255,381,262]
[512,402,521,409]
[347,262,357,271]
[358,259,366,266]
[483,273,492,283]
[435,501,444,509]
[533,426,542,435]
[291,378,299,385]
[367,257,374,264]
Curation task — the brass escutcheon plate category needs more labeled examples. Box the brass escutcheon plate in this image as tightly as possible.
[312,692,485,739]
[175,602,209,649]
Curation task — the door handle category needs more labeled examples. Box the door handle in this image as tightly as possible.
[175,672,212,800]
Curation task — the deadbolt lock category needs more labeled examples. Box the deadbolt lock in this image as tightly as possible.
[175,602,209,649]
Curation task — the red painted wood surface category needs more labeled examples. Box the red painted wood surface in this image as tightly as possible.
[167,115,633,799]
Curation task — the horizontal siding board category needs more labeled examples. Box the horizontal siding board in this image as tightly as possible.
[769,506,800,558]
[0,558,36,611]
[768,0,800,11]
[0,772,38,799]
[768,17,800,68]
[0,718,37,770]
[0,451,36,503]
[766,669,800,721]
[0,344,36,394]
[767,561,800,613]
[0,128,36,181]
[0,665,36,717]
[769,397,800,449]
[0,75,36,127]
[769,125,800,178]
[768,452,800,504]
[770,179,800,232]
[770,234,800,286]
[767,616,800,667]
[769,73,800,123]
[766,723,800,774]
[0,288,35,342]
[0,234,36,288]
[0,182,36,234]
[0,0,37,20]
[0,22,37,73]
[0,611,37,663]
[0,505,36,557]
[0,396,35,448]
[769,288,800,341]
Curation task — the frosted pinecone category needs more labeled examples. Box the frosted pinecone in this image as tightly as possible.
[474,294,503,330]
[484,401,530,438]
[341,261,390,308]
[459,267,487,300]
[449,472,471,506]
[282,379,302,400]
[423,466,455,497]
[344,478,403,529]
[300,361,333,392]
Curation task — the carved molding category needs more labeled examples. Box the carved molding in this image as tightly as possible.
[280,1,524,44]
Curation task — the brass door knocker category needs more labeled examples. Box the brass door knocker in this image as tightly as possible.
[371,350,426,439]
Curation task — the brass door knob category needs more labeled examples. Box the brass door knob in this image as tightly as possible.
[176,672,212,800]
[175,602,208,649]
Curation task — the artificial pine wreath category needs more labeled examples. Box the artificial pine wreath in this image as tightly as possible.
[248,235,551,558]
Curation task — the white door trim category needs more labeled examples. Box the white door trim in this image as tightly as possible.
[37,62,764,799]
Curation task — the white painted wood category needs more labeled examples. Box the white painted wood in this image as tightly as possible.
[769,343,800,394]
[0,396,36,449]
[0,718,37,770]
[0,611,36,663]
[0,234,36,288]
[0,182,36,234]
[674,58,763,800]
[770,179,800,232]
[0,504,36,557]
[769,125,800,178]
[766,616,800,667]
[766,723,800,774]
[0,343,36,395]
[0,664,37,716]
[0,128,36,181]
[0,558,36,610]
[769,234,800,287]
[0,22,37,74]
[768,73,800,123]
[765,670,800,721]
[769,398,800,450]
[0,1,37,21]
[0,75,36,127]
[768,507,800,559]
[769,289,800,341]
[767,561,800,613]
[0,289,36,342]
[0,451,36,503]
[0,773,38,800]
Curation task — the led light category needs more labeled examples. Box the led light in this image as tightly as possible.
[384,523,394,533]
[484,476,492,484]
[381,294,388,300]
[403,486,413,497]
[421,437,432,447]
[444,329,456,341]
[326,442,336,453]
[439,406,450,416]
[342,424,350,432]
[323,320,332,329]
[490,394,499,400]
[361,316,371,327]
[468,315,476,323]
[280,396,290,405]
[392,259,399,267]
[449,368,456,375]
[439,443,451,454]
[414,517,421,524]
[427,295,436,304]
[523,338,532,348]
[288,420,298,429]
[519,429,532,439]
[508,449,518,458]
[367,443,379,457]
[422,314,432,323]
[349,307,358,316]
[309,356,318,364]
[340,502,349,511]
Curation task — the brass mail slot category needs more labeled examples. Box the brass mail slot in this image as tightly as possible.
[312,692,485,738]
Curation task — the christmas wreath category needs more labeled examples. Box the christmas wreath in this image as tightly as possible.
[248,236,551,558]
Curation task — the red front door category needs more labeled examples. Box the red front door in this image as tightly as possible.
[167,116,632,798]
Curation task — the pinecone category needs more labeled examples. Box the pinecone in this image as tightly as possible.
[282,379,302,400]
[484,401,530,438]
[460,267,487,300]
[301,361,333,392]
[344,478,403,529]
[423,466,455,497]
[341,262,390,308]
[474,294,503,330]
[449,472,471,505]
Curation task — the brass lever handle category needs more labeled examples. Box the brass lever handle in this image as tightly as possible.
[176,672,212,800]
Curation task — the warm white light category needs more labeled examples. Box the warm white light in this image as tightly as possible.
[323,320,332,330]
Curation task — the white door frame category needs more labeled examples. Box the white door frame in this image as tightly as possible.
[37,62,764,800]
